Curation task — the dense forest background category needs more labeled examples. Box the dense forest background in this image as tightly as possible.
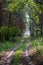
[0,0,43,41]
[0,0,43,65]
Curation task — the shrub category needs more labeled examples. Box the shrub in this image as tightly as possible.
[0,26,8,41]
[0,26,21,41]
[9,26,21,40]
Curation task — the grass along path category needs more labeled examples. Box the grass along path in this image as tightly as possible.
[13,40,29,65]
[0,38,30,65]
[0,37,22,52]
[13,37,43,65]
[30,37,43,49]
[0,41,17,52]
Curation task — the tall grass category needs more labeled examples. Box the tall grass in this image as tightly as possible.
[30,37,43,49]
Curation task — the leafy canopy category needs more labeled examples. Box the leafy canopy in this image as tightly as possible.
[7,0,27,11]
[4,0,43,23]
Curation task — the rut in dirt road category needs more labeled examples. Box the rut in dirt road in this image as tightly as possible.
[21,39,34,65]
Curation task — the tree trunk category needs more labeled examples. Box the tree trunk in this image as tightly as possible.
[0,3,3,26]
[0,3,3,41]
[39,13,43,36]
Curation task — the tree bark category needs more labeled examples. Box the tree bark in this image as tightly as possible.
[39,13,43,36]
[0,3,3,41]
[0,3,3,26]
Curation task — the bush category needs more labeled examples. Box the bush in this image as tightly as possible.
[0,26,21,41]
[8,26,21,40]
[30,37,43,48]
[0,26,8,41]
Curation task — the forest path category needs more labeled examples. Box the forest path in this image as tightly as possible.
[10,39,24,51]
[21,39,35,65]
[0,39,24,65]
[11,38,30,52]
[23,39,30,51]
[0,38,31,65]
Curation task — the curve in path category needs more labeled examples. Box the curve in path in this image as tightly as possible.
[0,39,24,65]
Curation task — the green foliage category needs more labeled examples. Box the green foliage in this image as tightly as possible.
[3,0,43,22]
[13,36,22,43]
[13,40,27,65]
[7,0,27,11]
[30,37,43,48]
[1,0,43,38]
[3,0,43,24]
[31,38,43,64]
[0,26,8,41]
[0,26,8,36]
[0,36,22,52]
[0,26,21,41]
[8,26,21,38]
[0,41,16,52]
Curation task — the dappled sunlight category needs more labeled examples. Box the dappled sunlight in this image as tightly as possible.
[25,50,28,56]
[0,0,43,65]
[15,50,22,55]
[23,12,30,38]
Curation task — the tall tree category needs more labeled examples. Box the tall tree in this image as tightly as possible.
[0,0,3,40]
[0,0,3,26]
